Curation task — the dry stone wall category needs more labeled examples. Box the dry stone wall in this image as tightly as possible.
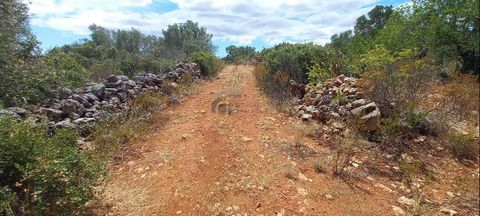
[0,62,202,131]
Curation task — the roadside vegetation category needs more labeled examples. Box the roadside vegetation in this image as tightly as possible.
[254,1,478,213]
[254,1,478,159]
[0,0,224,214]
[223,45,257,64]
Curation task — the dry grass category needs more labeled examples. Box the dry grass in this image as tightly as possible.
[444,132,479,161]
[312,160,327,174]
[89,92,169,159]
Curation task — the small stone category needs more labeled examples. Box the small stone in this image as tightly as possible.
[182,134,188,139]
[176,210,182,215]
[325,194,334,200]
[392,205,405,215]
[375,183,394,193]
[298,173,313,182]
[58,87,73,99]
[296,187,308,196]
[440,207,458,215]
[300,113,313,120]
[397,196,415,206]
[242,136,253,142]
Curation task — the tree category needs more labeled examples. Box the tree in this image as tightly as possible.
[0,0,41,106]
[224,45,256,63]
[329,30,353,55]
[162,20,214,58]
[413,0,479,73]
[354,5,393,37]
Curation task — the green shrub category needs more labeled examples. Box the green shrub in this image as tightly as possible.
[223,45,256,63]
[191,51,224,77]
[0,117,105,215]
[307,62,331,84]
[43,51,89,89]
[263,43,328,84]
[446,133,479,161]
[0,51,88,106]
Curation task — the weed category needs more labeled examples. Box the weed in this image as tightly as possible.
[282,165,299,180]
[332,134,365,176]
[0,117,105,215]
[313,160,327,174]
[90,91,168,158]
[445,132,479,161]
[399,158,427,188]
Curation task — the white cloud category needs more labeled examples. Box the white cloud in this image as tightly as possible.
[27,0,391,46]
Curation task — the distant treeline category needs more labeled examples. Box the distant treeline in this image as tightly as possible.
[0,0,220,107]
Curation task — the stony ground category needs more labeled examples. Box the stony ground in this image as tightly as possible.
[97,65,400,215]
[96,65,479,216]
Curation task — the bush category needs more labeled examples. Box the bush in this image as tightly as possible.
[446,133,479,161]
[362,47,439,136]
[307,62,331,84]
[0,117,105,215]
[332,134,366,176]
[0,51,88,106]
[263,43,328,84]
[91,92,168,158]
[191,51,224,77]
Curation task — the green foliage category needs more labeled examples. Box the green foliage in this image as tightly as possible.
[0,50,88,106]
[224,45,256,63]
[0,117,105,215]
[91,92,168,157]
[446,133,479,160]
[263,43,328,84]
[329,1,479,76]
[43,52,89,89]
[0,0,41,106]
[162,20,214,57]
[354,5,393,37]
[191,52,224,77]
[359,44,396,77]
[307,63,331,84]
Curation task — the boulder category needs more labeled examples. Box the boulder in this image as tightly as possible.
[6,107,27,118]
[300,113,313,120]
[54,118,75,128]
[105,80,122,88]
[72,94,92,108]
[105,88,118,94]
[351,102,378,116]
[351,99,367,109]
[351,102,381,132]
[91,83,106,98]
[106,75,118,83]
[92,111,111,120]
[58,87,73,99]
[45,108,64,121]
[116,75,129,81]
[61,99,85,116]
[116,92,128,102]
[124,80,136,88]
[83,93,99,103]
[73,118,96,125]
[0,109,21,119]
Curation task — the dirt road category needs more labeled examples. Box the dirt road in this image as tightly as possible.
[99,65,394,215]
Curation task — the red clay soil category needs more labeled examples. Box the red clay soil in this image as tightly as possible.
[97,65,398,216]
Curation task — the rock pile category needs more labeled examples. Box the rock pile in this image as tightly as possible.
[292,75,381,132]
[1,62,202,131]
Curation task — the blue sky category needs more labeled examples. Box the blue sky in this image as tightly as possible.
[28,0,410,57]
